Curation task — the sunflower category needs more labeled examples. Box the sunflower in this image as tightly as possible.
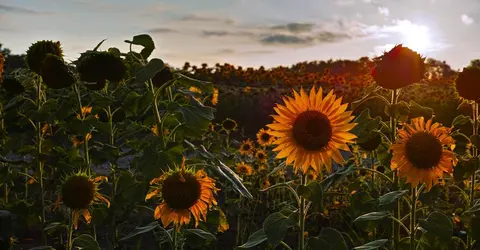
[26,40,63,75]
[390,117,458,190]
[267,86,357,174]
[189,86,202,93]
[454,66,480,102]
[255,149,267,163]
[239,139,255,156]
[222,118,237,132]
[235,162,254,176]
[145,157,219,230]
[256,128,275,146]
[55,171,110,229]
[212,88,219,106]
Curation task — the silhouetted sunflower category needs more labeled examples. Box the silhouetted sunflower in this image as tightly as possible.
[267,86,357,174]
[390,117,457,190]
[222,118,237,132]
[76,51,126,83]
[371,44,426,90]
[454,66,480,102]
[255,149,267,163]
[239,139,255,156]
[256,128,275,146]
[152,66,174,88]
[1,75,25,94]
[40,54,75,89]
[26,40,63,74]
[145,158,219,230]
[55,171,110,229]
[235,162,254,176]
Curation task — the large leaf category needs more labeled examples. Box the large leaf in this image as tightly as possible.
[262,210,298,248]
[236,229,268,249]
[452,115,472,127]
[73,234,100,250]
[183,229,216,241]
[124,34,155,59]
[322,164,355,191]
[135,58,165,83]
[353,239,389,250]
[297,180,324,207]
[307,227,348,250]
[354,211,392,231]
[119,221,160,241]
[418,212,453,242]
[378,190,408,206]
[176,73,214,92]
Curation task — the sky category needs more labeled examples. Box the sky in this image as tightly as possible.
[1,0,480,70]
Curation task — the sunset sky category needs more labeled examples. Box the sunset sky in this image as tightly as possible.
[1,0,479,70]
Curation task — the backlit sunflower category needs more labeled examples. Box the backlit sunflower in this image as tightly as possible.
[145,157,219,230]
[255,149,267,163]
[239,139,255,156]
[256,128,275,146]
[390,117,458,190]
[235,162,254,176]
[55,171,110,229]
[267,86,357,174]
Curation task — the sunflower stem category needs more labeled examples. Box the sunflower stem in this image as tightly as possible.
[36,77,47,245]
[67,210,74,250]
[171,225,178,250]
[107,105,119,248]
[468,102,478,250]
[390,89,400,250]
[149,80,164,147]
[410,186,417,250]
[73,83,91,174]
[371,151,376,241]
[298,173,307,250]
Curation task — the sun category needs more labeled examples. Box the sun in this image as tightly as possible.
[400,24,431,53]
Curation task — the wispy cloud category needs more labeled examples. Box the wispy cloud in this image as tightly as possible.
[148,28,178,33]
[461,14,474,25]
[0,4,52,15]
[377,7,389,17]
[179,14,235,25]
[270,23,315,33]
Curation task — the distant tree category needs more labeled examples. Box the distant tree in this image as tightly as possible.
[0,42,25,73]
[0,43,11,57]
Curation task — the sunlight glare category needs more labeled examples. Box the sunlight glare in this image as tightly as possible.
[399,23,431,53]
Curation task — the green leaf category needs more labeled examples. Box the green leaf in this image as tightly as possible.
[119,221,160,241]
[470,216,480,240]
[384,101,410,119]
[211,159,253,199]
[307,227,348,250]
[93,38,107,51]
[452,115,472,127]
[124,34,155,59]
[453,158,479,182]
[122,91,140,117]
[236,229,267,249]
[44,222,66,233]
[262,210,298,248]
[408,100,434,119]
[176,73,214,92]
[73,234,100,250]
[418,212,453,241]
[297,181,324,206]
[183,229,216,241]
[378,190,408,206]
[135,58,165,83]
[28,247,54,250]
[322,164,355,191]
[353,211,392,230]
[463,199,480,214]
[471,135,480,149]
[353,239,389,250]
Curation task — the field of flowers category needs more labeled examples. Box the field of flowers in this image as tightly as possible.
[1,34,480,250]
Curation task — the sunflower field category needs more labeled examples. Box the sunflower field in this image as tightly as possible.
[0,34,480,250]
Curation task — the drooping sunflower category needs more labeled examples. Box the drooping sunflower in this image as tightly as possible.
[267,86,357,174]
[76,51,126,83]
[0,75,25,94]
[222,118,237,132]
[40,54,75,89]
[145,158,219,230]
[235,162,254,176]
[239,139,255,156]
[454,66,480,102]
[256,128,275,146]
[371,44,426,90]
[390,117,458,190]
[55,171,110,229]
[26,40,63,75]
[255,149,267,163]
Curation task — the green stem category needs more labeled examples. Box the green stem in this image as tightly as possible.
[108,106,119,248]
[36,77,47,245]
[172,225,178,250]
[390,89,400,250]
[371,151,376,241]
[67,210,74,250]
[73,84,91,173]
[4,183,7,204]
[298,174,307,250]
[468,102,478,250]
[149,80,164,146]
[410,186,417,250]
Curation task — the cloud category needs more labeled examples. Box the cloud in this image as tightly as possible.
[461,14,474,25]
[179,14,235,25]
[335,0,356,5]
[260,34,315,45]
[148,27,177,33]
[0,4,52,14]
[202,30,231,37]
[377,7,389,16]
[270,23,315,33]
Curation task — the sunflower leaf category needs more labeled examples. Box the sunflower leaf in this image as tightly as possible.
[262,210,298,248]
[418,212,453,241]
[119,221,160,241]
[124,34,155,59]
[352,239,389,250]
[235,229,268,249]
[307,227,348,250]
[73,234,100,250]
[212,160,253,199]
[452,115,472,128]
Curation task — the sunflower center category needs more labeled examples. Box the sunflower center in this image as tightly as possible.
[292,110,332,151]
[405,132,443,169]
[261,133,271,142]
[162,172,201,210]
[61,176,95,209]
[257,153,265,159]
[242,144,251,151]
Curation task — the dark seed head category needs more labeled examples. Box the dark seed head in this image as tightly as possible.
[292,110,332,151]
[26,40,63,74]
[455,66,480,102]
[40,54,75,89]
[405,132,443,169]
[61,175,95,209]
[162,172,201,210]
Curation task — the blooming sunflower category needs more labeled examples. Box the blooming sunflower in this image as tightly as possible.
[235,162,254,176]
[145,158,219,230]
[390,117,458,190]
[55,171,110,229]
[256,128,275,146]
[267,86,357,174]
[255,149,267,163]
[239,139,255,156]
